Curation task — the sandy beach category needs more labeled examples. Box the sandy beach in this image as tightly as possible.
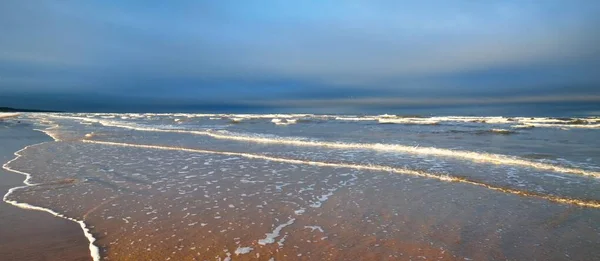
[0,120,90,261]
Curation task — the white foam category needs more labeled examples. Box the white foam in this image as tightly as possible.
[378,118,439,125]
[272,118,296,126]
[82,139,600,209]
[258,218,295,245]
[277,234,288,247]
[310,191,335,208]
[520,122,600,129]
[43,113,600,128]
[32,121,62,142]
[234,246,253,255]
[335,116,377,121]
[342,115,600,128]
[431,116,513,124]
[443,116,600,128]
[56,114,600,179]
[511,124,535,129]
[0,113,20,119]
[230,113,312,119]
[304,225,324,233]
[490,129,515,134]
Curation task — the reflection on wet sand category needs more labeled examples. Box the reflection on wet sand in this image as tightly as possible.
[6,140,600,260]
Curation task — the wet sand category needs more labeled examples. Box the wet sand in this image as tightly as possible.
[0,122,90,261]
[8,140,600,260]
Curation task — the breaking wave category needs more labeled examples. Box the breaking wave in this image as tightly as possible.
[378,118,440,125]
[82,139,600,209]
[48,115,600,179]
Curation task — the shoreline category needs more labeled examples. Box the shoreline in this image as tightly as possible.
[2,112,598,260]
[0,119,98,261]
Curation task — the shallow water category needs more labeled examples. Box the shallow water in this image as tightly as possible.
[4,113,600,260]
[0,120,91,261]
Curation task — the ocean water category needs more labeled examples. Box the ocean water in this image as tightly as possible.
[4,113,600,260]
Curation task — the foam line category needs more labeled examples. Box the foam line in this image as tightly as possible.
[2,137,100,260]
[520,123,600,129]
[62,114,599,179]
[0,113,20,119]
[378,118,439,125]
[258,218,296,245]
[340,115,600,128]
[32,120,62,142]
[180,131,600,178]
[82,139,600,209]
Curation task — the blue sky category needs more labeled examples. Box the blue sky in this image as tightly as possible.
[1,1,599,113]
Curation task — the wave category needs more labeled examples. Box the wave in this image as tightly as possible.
[335,116,514,124]
[335,115,600,128]
[227,114,313,119]
[2,143,100,261]
[0,113,20,119]
[229,118,244,124]
[224,114,314,123]
[432,116,514,124]
[378,114,397,118]
[47,115,600,179]
[272,118,297,126]
[51,113,600,129]
[32,121,62,142]
[489,129,516,135]
[82,139,600,209]
[518,123,600,129]
[334,116,378,121]
[511,124,535,129]
[437,117,600,128]
[378,118,440,125]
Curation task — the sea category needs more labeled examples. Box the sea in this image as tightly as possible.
[3,112,600,260]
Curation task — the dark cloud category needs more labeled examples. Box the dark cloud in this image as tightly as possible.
[0,0,599,112]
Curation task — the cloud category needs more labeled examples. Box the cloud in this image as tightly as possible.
[0,0,599,109]
[242,95,600,108]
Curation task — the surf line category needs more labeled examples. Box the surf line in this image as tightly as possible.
[2,127,100,261]
[52,115,600,179]
[82,139,600,209]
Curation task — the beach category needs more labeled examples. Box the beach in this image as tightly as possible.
[1,113,600,260]
[0,119,90,261]
[3,1,599,259]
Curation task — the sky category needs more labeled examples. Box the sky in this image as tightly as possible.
[1,1,599,114]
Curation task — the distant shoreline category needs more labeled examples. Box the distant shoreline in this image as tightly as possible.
[0,107,62,113]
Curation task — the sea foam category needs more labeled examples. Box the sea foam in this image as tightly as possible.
[53,114,600,179]
[82,139,600,209]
